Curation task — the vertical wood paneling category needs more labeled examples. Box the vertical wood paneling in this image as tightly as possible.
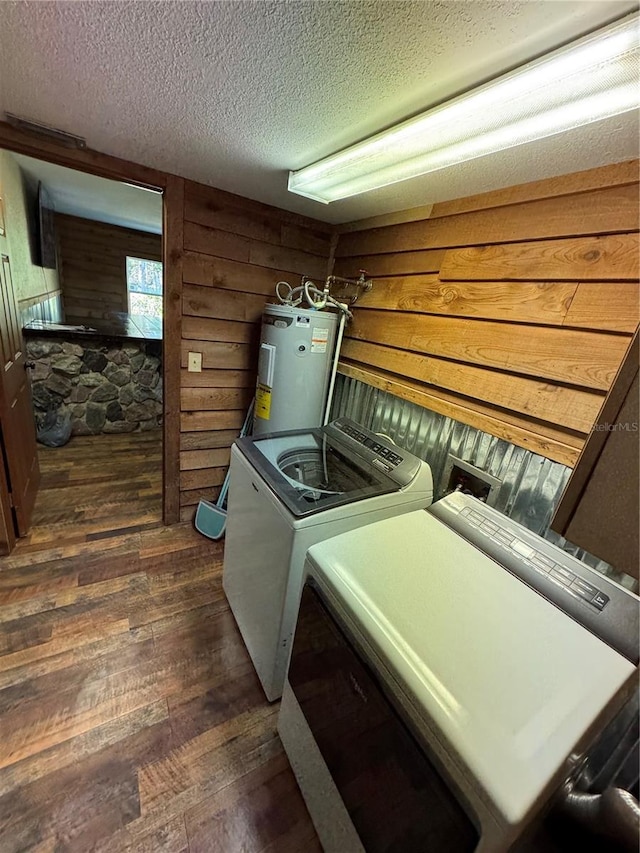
[334,162,640,464]
[178,183,334,508]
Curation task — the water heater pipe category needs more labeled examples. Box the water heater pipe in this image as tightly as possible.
[323,307,347,425]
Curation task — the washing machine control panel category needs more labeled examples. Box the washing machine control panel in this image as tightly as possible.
[327,418,422,487]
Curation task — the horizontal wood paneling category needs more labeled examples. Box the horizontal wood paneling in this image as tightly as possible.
[180,484,224,507]
[179,447,230,471]
[180,387,252,412]
[183,253,295,296]
[180,429,241,450]
[180,340,253,371]
[180,411,245,433]
[342,249,446,277]
[352,278,639,333]
[56,214,161,323]
[335,164,639,463]
[185,190,332,258]
[430,160,639,219]
[349,311,628,390]
[339,162,639,232]
[180,468,229,491]
[341,339,603,433]
[182,284,266,323]
[179,184,332,502]
[184,223,326,278]
[182,315,255,344]
[180,369,253,388]
[184,180,333,236]
[352,277,578,325]
[439,234,639,282]
[563,283,640,333]
[337,185,639,256]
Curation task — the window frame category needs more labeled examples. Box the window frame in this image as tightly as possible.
[125,255,163,318]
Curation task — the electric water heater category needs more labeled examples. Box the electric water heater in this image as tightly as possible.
[253,303,338,435]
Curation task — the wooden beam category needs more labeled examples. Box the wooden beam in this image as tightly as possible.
[0,121,168,188]
[162,175,184,525]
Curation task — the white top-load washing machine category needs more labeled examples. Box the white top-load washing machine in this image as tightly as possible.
[222,417,433,701]
[279,492,638,853]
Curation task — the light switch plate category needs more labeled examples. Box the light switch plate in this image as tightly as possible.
[188,351,202,372]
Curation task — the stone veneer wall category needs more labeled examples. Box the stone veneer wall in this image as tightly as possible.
[26,336,163,435]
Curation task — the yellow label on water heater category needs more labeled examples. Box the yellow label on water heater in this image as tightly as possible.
[255,383,272,420]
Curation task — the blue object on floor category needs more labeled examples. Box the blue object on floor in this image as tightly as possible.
[194,400,254,540]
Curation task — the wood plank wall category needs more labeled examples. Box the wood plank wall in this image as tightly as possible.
[177,182,333,519]
[333,161,640,467]
[56,214,162,323]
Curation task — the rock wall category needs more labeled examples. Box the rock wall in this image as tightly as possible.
[26,336,163,435]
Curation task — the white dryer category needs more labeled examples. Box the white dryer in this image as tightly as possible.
[279,493,639,852]
[222,417,433,701]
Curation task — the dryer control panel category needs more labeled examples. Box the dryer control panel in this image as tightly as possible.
[429,491,639,664]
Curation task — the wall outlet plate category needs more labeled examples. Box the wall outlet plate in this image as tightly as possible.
[188,351,202,372]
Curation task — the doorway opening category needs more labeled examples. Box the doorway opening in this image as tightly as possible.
[0,148,165,552]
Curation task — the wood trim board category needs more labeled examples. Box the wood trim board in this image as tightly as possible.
[162,175,184,524]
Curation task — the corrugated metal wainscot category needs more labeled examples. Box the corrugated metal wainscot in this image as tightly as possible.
[331,374,637,592]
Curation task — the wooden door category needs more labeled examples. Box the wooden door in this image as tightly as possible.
[0,252,40,539]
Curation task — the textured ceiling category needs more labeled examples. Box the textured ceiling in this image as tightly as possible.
[12,153,163,234]
[0,0,638,225]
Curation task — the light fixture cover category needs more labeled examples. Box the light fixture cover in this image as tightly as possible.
[288,14,640,203]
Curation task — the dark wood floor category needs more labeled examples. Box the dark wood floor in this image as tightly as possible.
[15,431,164,553]
[0,523,321,852]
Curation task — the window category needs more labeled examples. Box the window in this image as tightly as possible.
[126,257,163,318]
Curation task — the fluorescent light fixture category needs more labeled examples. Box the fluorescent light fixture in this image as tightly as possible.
[288,14,640,203]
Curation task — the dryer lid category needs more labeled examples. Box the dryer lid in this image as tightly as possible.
[304,510,636,827]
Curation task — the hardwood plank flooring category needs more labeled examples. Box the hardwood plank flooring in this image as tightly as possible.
[0,524,321,852]
[15,431,164,553]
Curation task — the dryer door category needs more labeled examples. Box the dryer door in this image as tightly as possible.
[288,580,480,853]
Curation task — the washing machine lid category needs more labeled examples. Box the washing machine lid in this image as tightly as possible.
[304,509,636,827]
[235,424,399,517]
